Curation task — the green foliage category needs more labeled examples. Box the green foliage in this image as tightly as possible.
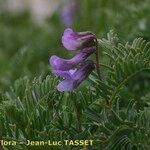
[94,32,150,105]
[0,14,62,91]
[0,0,150,149]
[74,0,150,40]
[0,33,150,149]
[86,32,150,149]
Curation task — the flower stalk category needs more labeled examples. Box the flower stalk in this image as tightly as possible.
[95,38,101,80]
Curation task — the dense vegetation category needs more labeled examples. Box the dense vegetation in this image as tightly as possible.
[0,0,150,149]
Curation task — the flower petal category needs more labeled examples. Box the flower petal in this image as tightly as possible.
[49,55,72,71]
[56,60,95,92]
[57,79,75,92]
[50,47,95,72]
[62,28,96,50]
[52,70,72,79]
[72,60,95,82]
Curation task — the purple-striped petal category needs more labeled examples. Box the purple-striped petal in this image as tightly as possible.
[62,28,96,51]
[49,47,95,71]
[57,60,95,92]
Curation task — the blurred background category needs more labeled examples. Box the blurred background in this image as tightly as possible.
[0,0,59,24]
[0,1,150,150]
[0,0,150,91]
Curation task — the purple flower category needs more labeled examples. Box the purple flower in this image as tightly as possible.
[61,0,77,26]
[50,47,95,71]
[62,28,96,51]
[50,28,97,92]
[57,60,95,92]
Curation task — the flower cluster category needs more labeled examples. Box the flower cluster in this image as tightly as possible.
[50,28,97,92]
